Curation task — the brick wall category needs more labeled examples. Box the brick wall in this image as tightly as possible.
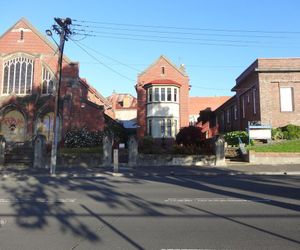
[259,72,300,127]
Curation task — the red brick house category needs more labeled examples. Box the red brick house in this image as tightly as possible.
[136,55,190,138]
[0,18,112,143]
[215,58,300,132]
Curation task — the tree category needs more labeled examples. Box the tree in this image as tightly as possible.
[176,126,204,146]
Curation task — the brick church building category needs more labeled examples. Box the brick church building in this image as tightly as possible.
[0,18,112,143]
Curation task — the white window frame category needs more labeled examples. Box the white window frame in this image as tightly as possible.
[226,109,230,123]
[242,96,245,118]
[154,87,159,102]
[148,87,153,102]
[161,87,165,101]
[148,119,152,136]
[41,66,56,95]
[167,87,172,102]
[2,56,34,95]
[234,105,238,120]
[253,88,256,114]
[280,87,294,112]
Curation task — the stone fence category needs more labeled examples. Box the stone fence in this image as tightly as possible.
[1,134,226,168]
[137,154,215,167]
[248,151,300,164]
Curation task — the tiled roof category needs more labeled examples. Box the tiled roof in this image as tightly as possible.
[146,79,181,86]
[189,96,232,115]
[107,93,137,109]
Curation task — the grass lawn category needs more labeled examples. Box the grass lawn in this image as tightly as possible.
[59,146,102,155]
[248,139,300,152]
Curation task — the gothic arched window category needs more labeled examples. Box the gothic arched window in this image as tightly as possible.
[41,67,56,95]
[2,56,34,95]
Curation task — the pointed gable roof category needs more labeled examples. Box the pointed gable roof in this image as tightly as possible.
[0,17,71,62]
[138,55,187,78]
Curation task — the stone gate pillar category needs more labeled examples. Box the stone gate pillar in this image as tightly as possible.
[128,135,138,167]
[0,135,6,166]
[102,135,113,167]
[214,135,226,166]
[33,134,46,168]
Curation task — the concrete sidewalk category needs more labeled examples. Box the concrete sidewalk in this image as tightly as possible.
[1,162,300,178]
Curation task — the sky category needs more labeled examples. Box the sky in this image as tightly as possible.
[1,0,300,98]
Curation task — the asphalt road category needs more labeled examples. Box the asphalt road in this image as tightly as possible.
[0,174,299,250]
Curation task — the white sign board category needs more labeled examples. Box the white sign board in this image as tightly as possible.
[249,128,271,140]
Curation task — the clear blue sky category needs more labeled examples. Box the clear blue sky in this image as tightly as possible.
[1,0,300,97]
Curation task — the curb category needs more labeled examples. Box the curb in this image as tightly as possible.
[1,171,300,179]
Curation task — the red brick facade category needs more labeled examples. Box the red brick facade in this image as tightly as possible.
[136,56,190,138]
[215,58,300,132]
[0,18,109,143]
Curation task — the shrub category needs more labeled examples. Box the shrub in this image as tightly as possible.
[64,128,103,148]
[272,128,284,140]
[138,136,160,154]
[171,144,202,155]
[176,126,204,146]
[281,124,300,140]
[104,119,128,143]
[224,131,248,146]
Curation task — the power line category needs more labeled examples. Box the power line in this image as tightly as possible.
[72,28,269,44]
[72,23,290,40]
[74,41,140,72]
[72,19,300,35]
[70,38,135,82]
[72,32,299,48]
[78,61,244,69]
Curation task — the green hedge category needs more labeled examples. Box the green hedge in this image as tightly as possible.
[224,131,248,146]
[64,128,103,148]
[272,124,300,140]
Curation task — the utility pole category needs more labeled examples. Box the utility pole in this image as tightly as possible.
[47,17,72,175]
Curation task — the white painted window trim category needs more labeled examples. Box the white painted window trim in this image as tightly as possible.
[147,86,179,103]
[41,66,56,95]
[253,88,256,114]
[2,56,34,95]
[146,117,178,138]
[242,96,245,118]
[226,109,230,123]
[234,105,238,120]
[280,87,294,112]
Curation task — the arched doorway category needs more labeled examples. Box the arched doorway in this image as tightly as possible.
[0,109,26,142]
[36,112,61,142]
